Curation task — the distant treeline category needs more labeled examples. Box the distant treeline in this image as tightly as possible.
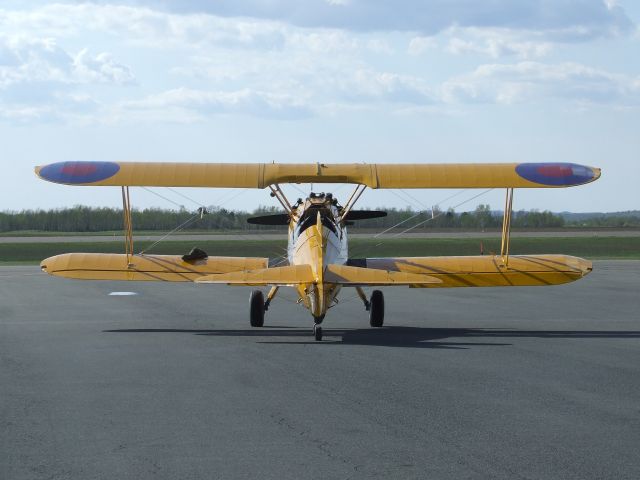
[0,205,638,233]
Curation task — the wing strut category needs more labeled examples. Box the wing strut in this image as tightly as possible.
[500,188,514,267]
[121,186,134,265]
[268,184,294,216]
[340,184,367,223]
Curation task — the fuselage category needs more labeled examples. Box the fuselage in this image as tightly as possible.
[287,193,348,321]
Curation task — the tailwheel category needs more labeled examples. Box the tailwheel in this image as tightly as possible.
[249,290,265,327]
[369,290,384,327]
[313,324,323,341]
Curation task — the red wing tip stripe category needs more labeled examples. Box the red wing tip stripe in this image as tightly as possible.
[515,163,596,186]
[39,161,120,184]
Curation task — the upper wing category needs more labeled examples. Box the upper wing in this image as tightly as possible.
[348,254,593,288]
[35,161,601,189]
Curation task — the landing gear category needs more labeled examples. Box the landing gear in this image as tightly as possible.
[369,290,384,327]
[313,324,323,341]
[313,315,324,341]
[355,286,371,311]
[264,286,279,312]
[249,290,265,327]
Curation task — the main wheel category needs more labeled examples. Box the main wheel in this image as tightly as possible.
[369,290,384,327]
[249,290,265,327]
[314,325,323,341]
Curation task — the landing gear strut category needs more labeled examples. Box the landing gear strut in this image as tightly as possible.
[355,286,371,311]
[263,286,279,311]
[313,324,323,341]
[249,290,265,327]
[369,290,384,327]
[313,315,324,341]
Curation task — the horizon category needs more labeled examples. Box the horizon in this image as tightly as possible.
[2,201,639,216]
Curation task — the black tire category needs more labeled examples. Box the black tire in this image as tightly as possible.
[369,290,384,327]
[314,326,323,341]
[249,290,265,327]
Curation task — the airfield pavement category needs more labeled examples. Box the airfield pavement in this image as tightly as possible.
[1,261,639,479]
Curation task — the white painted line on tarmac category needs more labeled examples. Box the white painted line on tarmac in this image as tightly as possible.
[108,291,139,296]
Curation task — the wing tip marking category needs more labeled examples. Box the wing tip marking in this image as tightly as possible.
[37,161,121,184]
[515,162,599,186]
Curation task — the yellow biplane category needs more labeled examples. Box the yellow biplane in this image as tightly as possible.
[36,161,600,340]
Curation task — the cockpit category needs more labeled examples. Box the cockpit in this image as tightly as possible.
[293,193,340,237]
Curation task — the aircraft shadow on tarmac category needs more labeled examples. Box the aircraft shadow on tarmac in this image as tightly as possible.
[103,327,640,349]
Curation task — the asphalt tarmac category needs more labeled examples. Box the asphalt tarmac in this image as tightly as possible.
[1,261,639,479]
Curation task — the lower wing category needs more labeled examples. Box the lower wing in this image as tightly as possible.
[40,253,591,288]
[324,264,441,286]
[347,254,592,287]
[40,253,268,282]
[196,264,441,286]
[196,265,314,286]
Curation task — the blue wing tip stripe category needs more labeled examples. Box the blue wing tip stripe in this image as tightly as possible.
[39,161,120,184]
[515,163,596,186]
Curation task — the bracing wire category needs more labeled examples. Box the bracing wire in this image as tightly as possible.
[287,183,307,197]
[374,188,470,238]
[397,189,430,210]
[373,210,423,238]
[140,187,185,209]
[166,187,206,209]
[349,188,494,259]
[136,186,288,260]
[138,211,203,255]
[388,189,419,209]
[387,189,493,238]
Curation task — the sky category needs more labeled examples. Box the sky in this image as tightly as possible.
[1,0,639,214]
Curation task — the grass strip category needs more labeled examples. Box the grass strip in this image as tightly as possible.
[1,236,639,264]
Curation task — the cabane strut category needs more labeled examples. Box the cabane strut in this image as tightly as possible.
[340,184,367,223]
[268,184,294,217]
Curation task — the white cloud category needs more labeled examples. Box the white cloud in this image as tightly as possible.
[1,2,633,50]
[442,61,640,105]
[408,36,436,55]
[0,91,100,122]
[339,69,434,104]
[287,30,359,53]
[118,87,312,121]
[120,0,634,40]
[72,50,135,85]
[0,36,134,88]
[366,38,393,54]
[0,4,288,50]
[0,3,637,125]
[446,34,552,59]
[0,35,132,122]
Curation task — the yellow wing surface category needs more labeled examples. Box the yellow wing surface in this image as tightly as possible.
[196,265,315,286]
[323,264,441,286]
[35,161,601,188]
[40,253,590,287]
[195,264,442,286]
[40,253,268,282]
[348,254,592,287]
[40,254,444,287]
